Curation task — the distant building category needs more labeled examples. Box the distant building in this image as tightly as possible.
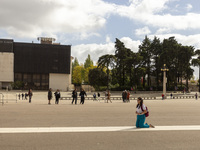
[0,38,73,91]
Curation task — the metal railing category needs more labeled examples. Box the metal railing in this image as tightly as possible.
[0,93,4,106]
[60,96,157,101]
[61,96,198,101]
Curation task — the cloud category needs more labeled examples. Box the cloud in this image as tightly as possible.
[155,28,171,34]
[120,37,141,52]
[135,27,151,36]
[0,0,115,39]
[72,37,141,64]
[71,42,115,64]
[148,33,200,49]
[116,0,200,31]
[186,4,193,11]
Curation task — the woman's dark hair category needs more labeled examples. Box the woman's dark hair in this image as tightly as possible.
[136,97,143,108]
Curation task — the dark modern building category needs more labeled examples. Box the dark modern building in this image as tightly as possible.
[0,38,72,91]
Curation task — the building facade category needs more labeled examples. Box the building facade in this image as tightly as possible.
[0,38,72,91]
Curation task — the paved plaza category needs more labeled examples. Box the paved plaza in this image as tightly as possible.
[1,91,200,150]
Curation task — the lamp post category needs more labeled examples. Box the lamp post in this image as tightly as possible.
[161,64,169,99]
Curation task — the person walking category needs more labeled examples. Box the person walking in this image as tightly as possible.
[48,88,52,104]
[97,92,100,102]
[135,97,154,128]
[18,94,21,100]
[25,93,28,100]
[122,91,125,102]
[162,94,164,100]
[124,90,127,102]
[54,89,61,104]
[28,89,33,103]
[107,90,112,103]
[72,88,78,104]
[79,88,87,104]
[195,93,198,100]
[105,90,108,103]
[93,93,97,101]
[21,93,24,100]
[127,90,130,103]
[170,93,173,99]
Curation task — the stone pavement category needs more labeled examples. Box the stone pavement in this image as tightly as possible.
[0,91,200,150]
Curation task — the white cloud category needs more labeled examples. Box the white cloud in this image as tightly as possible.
[116,0,200,31]
[72,37,141,64]
[155,28,171,34]
[79,32,101,40]
[120,37,141,52]
[186,4,193,11]
[72,42,115,64]
[0,0,116,39]
[106,35,112,43]
[148,33,200,49]
[135,27,151,36]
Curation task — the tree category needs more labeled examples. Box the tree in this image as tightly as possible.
[72,57,79,70]
[84,54,93,69]
[160,37,180,88]
[72,65,84,85]
[124,52,143,90]
[84,66,96,84]
[97,54,116,89]
[150,36,163,90]
[192,49,200,92]
[138,36,152,88]
[177,46,194,87]
[115,38,131,86]
[72,57,80,83]
[88,68,107,89]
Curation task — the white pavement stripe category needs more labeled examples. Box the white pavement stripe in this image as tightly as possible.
[1,126,200,133]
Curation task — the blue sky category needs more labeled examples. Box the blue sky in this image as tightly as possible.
[0,0,200,78]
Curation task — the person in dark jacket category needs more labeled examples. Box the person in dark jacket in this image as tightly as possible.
[72,88,78,104]
[21,93,24,100]
[79,88,87,104]
[48,88,52,105]
[28,89,33,103]
[25,93,28,100]
[54,89,61,104]
[97,92,100,102]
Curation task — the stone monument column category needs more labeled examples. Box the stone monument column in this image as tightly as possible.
[161,64,169,99]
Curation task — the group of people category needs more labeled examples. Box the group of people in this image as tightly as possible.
[18,93,28,100]
[93,92,100,101]
[48,88,61,105]
[18,89,33,103]
[122,90,130,103]
[18,88,155,128]
[71,88,87,105]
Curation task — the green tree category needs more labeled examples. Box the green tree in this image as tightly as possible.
[150,36,163,90]
[138,36,152,88]
[72,57,80,83]
[84,54,93,69]
[72,57,79,70]
[192,49,200,92]
[160,37,180,88]
[115,38,131,86]
[72,65,84,85]
[177,46,194,87]
[88,68,107,89]
[84,66,96,84]
[124,52,143,90]
[97,54,116,89]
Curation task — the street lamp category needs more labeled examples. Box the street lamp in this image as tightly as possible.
[161,64,169,99]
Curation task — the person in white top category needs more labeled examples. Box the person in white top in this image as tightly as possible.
[135,97,154,128]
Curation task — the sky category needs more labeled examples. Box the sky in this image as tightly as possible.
[0,0,200,78]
